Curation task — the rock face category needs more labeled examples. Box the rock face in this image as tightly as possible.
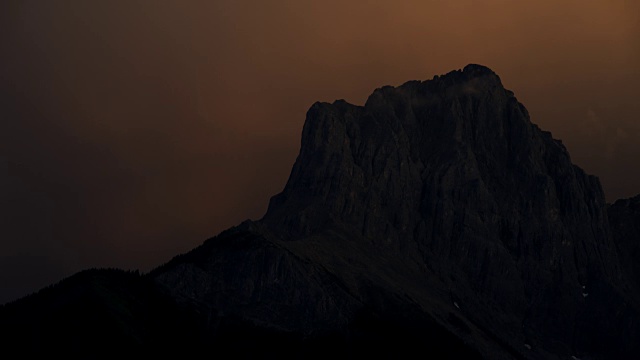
[609,195,640,293]
[154,65,639,359]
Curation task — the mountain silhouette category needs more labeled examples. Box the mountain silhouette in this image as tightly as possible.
[2,64,639,359]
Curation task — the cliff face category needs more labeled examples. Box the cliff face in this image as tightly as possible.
[265,64,625,348]
[155,65,639,358]
[609,195,640,292]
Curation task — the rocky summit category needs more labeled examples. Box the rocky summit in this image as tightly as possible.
[2,64,639,359]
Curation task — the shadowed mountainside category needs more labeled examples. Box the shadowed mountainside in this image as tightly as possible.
[609,195,640,296]
[2,65,639,359]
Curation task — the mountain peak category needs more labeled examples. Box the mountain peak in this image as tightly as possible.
[462,63,496,76]
[265,67,599,246]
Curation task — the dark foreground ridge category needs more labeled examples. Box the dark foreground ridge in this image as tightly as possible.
[2,64,639,359]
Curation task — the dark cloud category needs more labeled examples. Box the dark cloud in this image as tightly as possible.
[2,0,638,304]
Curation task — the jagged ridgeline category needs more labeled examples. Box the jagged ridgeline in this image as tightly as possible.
[2,65,639,359]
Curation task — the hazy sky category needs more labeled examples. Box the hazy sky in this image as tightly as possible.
[2,0,639,304]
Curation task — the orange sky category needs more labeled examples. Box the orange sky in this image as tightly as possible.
[1,0,639,304]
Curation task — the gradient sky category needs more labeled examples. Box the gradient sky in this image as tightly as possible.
[1,0,639,304]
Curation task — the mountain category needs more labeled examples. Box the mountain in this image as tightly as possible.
[0,269,205,357]
[2,64,639,359]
